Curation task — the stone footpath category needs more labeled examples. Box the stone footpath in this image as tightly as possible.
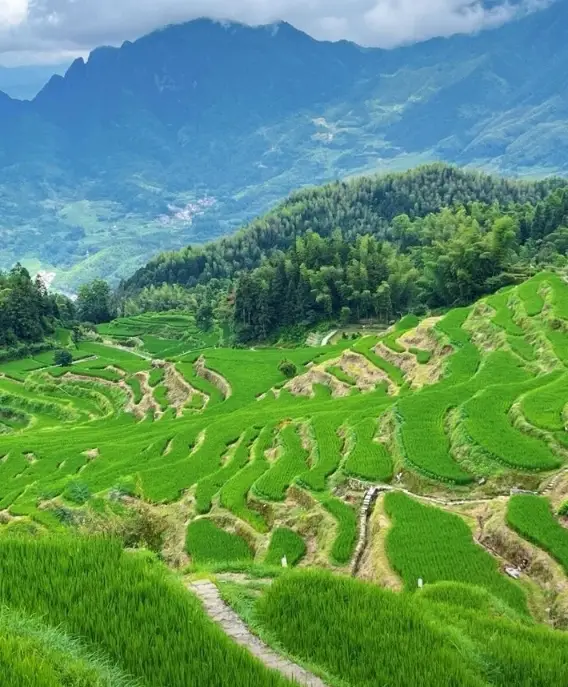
[351,486,382,574]
[190,580,327,687]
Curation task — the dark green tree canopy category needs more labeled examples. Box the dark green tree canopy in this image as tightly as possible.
[54,349,73,367]
[0,265,63,349]
[116,170,568,344]
[122,165,566,296]
[77,279,115,325]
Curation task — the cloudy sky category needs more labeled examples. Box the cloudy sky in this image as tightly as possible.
[0,0,552,65]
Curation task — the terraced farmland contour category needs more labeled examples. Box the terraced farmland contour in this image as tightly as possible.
[0,272,567,574]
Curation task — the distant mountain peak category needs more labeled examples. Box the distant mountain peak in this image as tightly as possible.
[0,89,20,111]
[67,56,86,73]
[1,4,568,291]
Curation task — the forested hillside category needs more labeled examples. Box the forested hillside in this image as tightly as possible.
[3,1,568,289]
[0,266,71,359]
[124,164,565,291]
[121,164,568,342]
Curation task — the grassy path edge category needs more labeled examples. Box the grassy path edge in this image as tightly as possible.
[189,579,327,687]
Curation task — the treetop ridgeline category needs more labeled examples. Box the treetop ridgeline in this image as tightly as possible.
[117,165,568,343]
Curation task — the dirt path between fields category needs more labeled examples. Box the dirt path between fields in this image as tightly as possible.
[321,330,338,346]
[189,580,327,687]
[351,486,380,575]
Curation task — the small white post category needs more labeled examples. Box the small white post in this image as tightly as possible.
[281,556,288,568]
[417,578,423,589]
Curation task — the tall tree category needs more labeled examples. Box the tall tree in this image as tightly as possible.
[77,279,114,324]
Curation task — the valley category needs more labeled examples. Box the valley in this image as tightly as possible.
[3,1,568,289]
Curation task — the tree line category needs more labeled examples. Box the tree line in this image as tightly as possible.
[0,265,67,357]
[121,164,566,295]
[232,206,533,341]
[118,166,568,343]
[5,164,568,355]
[0,267,117,360]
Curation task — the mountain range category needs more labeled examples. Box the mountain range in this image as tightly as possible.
[1,0,568,291]
[0,64,69,100]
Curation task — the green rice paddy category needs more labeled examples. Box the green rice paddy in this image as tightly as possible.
[507,495,568,574]
[253,570,568,687]
[0,271,567,685]
[0,272,566,566]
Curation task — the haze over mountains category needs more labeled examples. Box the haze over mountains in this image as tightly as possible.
[0,64,70,100]
[1,0,567,290]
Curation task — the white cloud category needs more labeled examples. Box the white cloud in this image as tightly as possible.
[0,0,28,27]
[0,0,553,65]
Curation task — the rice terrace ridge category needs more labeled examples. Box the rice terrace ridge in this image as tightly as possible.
[0,270,568,685]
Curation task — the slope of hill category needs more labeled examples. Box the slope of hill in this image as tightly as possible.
[120,164,568,345]
[2,2,568,289]
[0,64,69,100]
[0,271,567,684]
[123,164,567,292]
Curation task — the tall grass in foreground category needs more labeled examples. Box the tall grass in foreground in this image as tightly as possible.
[256,571,568,687]
[418,581,523,621]
[0,606,136,687]
[0,537,287,687]
[257,570,484,687]
[419,583,568,687]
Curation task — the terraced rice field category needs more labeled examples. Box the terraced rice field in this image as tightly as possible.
[265,528,307,566]
[385,492,528,614]
[97,311,222,356]
[0,271,567,576]
[507,495,568,574]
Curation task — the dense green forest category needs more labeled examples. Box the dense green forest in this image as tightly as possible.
[232,201,568,341]
[120,165,568,342]
[0,266,73,359]
[122,165,566,294]
[0,267,114,361]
